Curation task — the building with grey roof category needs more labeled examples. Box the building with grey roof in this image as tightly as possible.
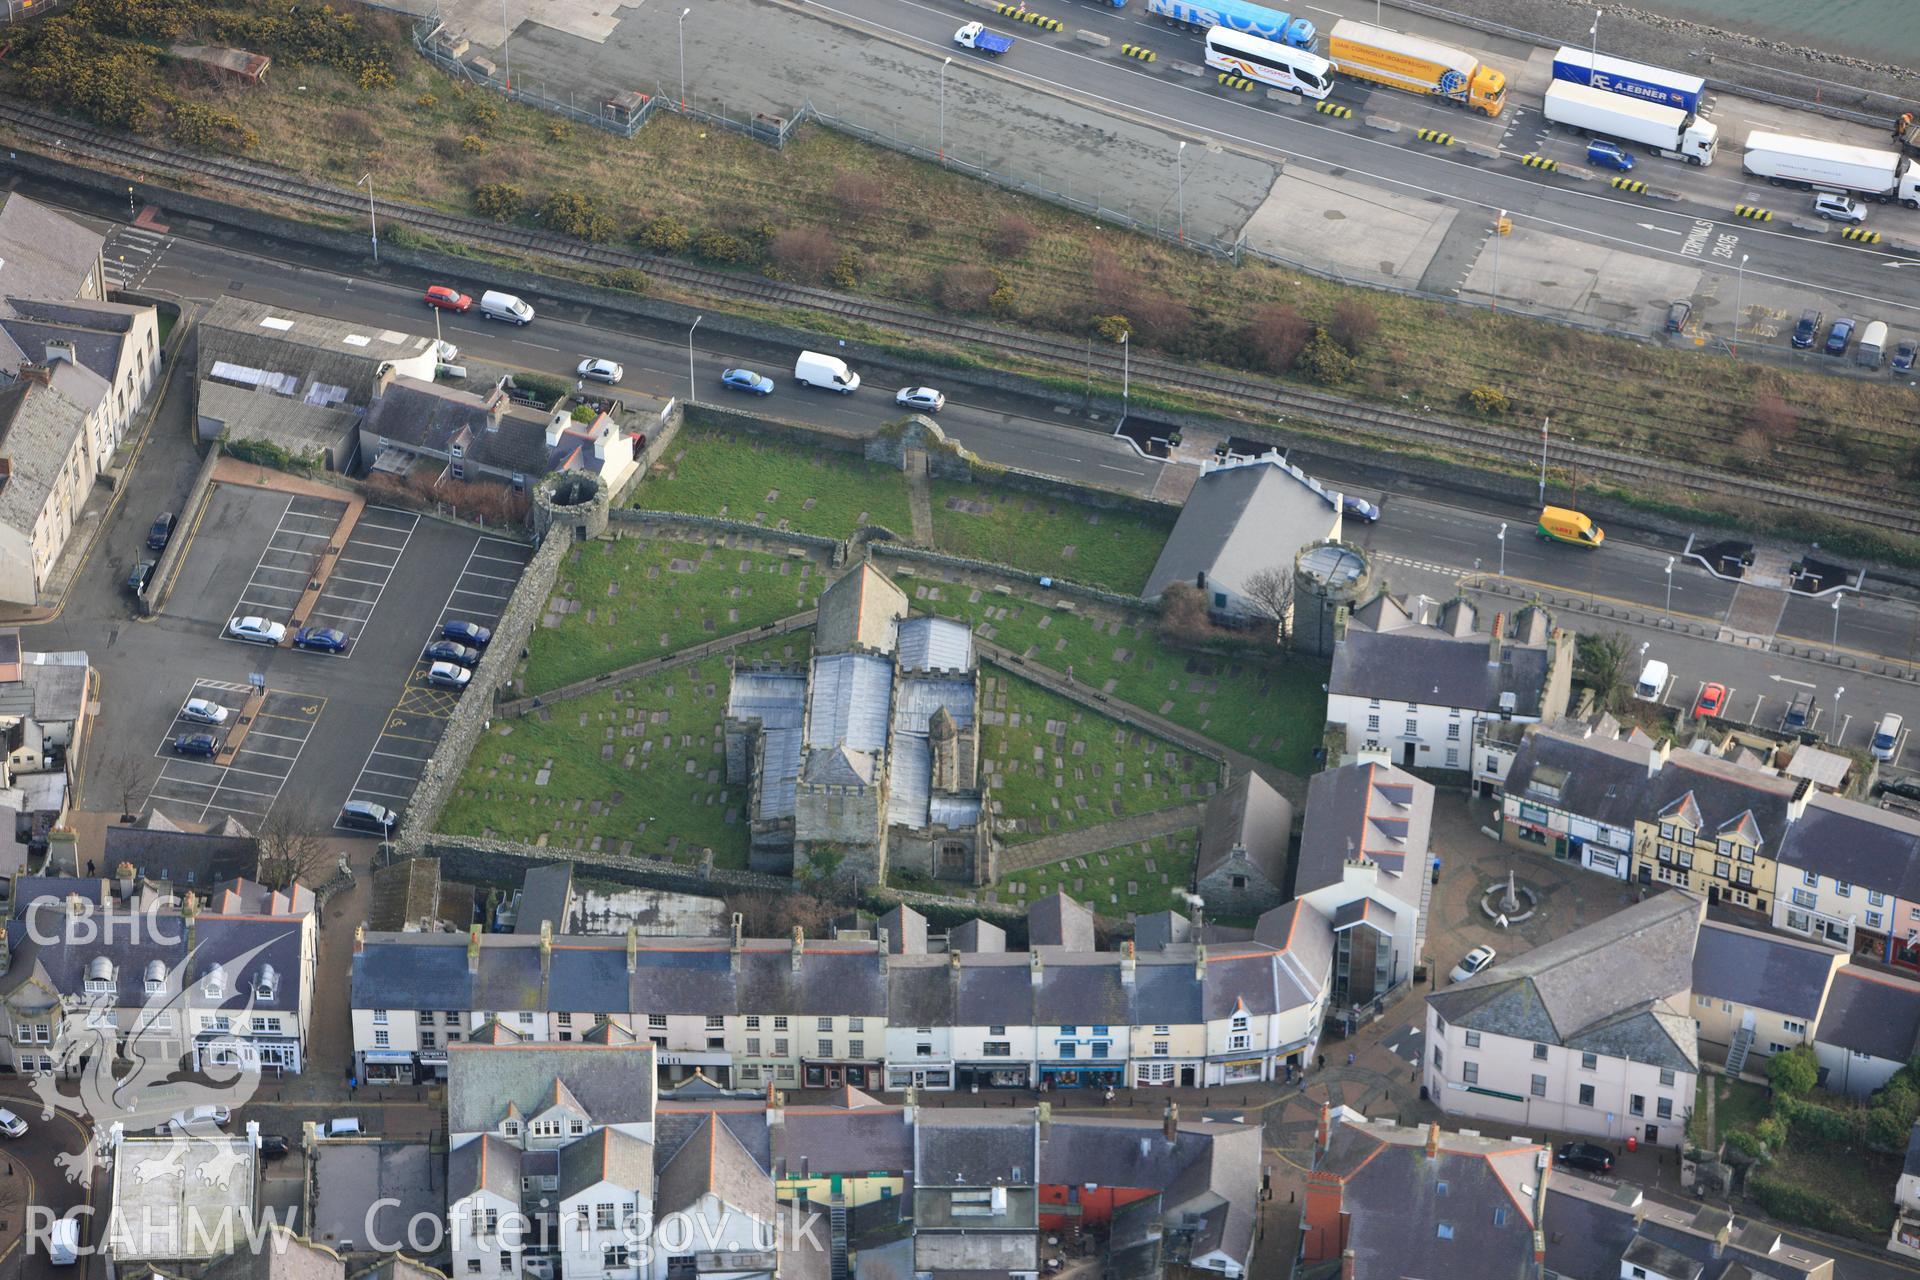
[1143,455,1342,618]
[0,195,106,303]
[446,1042,657,1142]
[0,368,100,604]
[1814,968,1920,1098]
[310,1140,443,1257]
[1690,922,1844,1076]
[1544,1173,1834,1280]
[1132,908,1193,951]
[1498,716,1660,879]
[195,379,360,470]
[101,823,259,886]
[1294,761,1432,1007]
[106,1134,261,1275]
[877,904,927,954]
[725,563,994,887]
[914,1112,1041,1275]
[1329,594,1573,775]
[947,918,1006,953]
[513,863,575,935]
[1426,890,1705,1146]
[1195,771,1294,917]
[1772,792,1920,965]
[198,295,439,414]
[1028,892,1096,951]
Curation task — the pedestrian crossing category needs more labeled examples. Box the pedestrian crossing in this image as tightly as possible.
[102,225,170,292]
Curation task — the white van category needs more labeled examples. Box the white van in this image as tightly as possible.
[1634,660,1669,701]
[794,350,860,394]
[1856,319,1889,368]
[479,290,535,325]
[47,1217,80,1265]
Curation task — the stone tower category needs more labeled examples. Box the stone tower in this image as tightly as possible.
[929,705,960,792]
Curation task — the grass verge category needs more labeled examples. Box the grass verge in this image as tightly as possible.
[929,479,1174,596]
[996,829,1200,917]
[639,423,915,536]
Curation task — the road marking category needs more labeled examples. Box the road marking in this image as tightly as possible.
[510,339,562,352]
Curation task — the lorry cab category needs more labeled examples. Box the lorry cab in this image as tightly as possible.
[1536,506,1604,548]
[1470,65,1506,117]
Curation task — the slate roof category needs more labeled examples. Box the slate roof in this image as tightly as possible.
[1544,1177,1833,1280]
[887,958,956,1028]
[1428,890,1703,1072]
[915,1112,1036,1185]
[654,1113,775,1221]
[1331,596,1556,717]
[1295,762,1433,895]
[1815,969,1920,1064]
[515,863,574,935]
[1032,957,1130,1026]
[446,1043,657,1134]
[0,906,307,1013]
[1775,791,1920,899]
[557,1126,654,1199]
[366,858,442,933]
[727,669,806,821]
[896,616,974,673]
[1691,923,1836,1021]
[812,563,906,656]
[1197,771,1294,887]
[949,919,1006,953]
[886,676,976,828]
[3,312,130,391]
[0,377,90,538]
[878,904,928,954]
[1143,457,1340,603]
[774,1103,913,1179]
[1645,751,1799,851]
[654,1102,770,1172]
[956,959,1032,1025]
[1501,722,1658,828]
[0,194,103,304]
[1133,909,1192,951]
[1131,956,1205,1027]
[805,653,892,753]
[448,1134,521,1204]
[199,295,437,410]
[102,825,260,885]
[1029,893,1096,951]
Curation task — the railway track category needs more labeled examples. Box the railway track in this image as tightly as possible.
[7,98,1917,536]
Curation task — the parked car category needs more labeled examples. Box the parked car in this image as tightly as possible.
[1894,340,1918,375]
[1664,299,1691,333]
[127,560,156,594]
[721,368,774,395]
[443,620,492,648]
[1555,1141,1614,1174]
[171,733,220,758]
[1341,494,1381,523]
[227,615,287,645]
[1782,691,1817,732]
[293,626,349,653]
[1791,309,1823,350]
[258,1134,290,1159]
[340,800,398,834]
[1693,683,1727,719]
[1814,193,1867,224]
[424,640,480,668]
[1449,945,1497,984]
[181,697,229,725]
[147,512,176,551]
[895,386,947,413]
[0,1109,27,1138]
[1872,713,1905,763]
[424,285,472,312]
[577,358,624,384]
[434,339,460,364]
[1825,317,1856,357]
[1882,776,1920,803]
[320,1118,364,1138]
[426,661,472,690]
[1586,139,1635,171]
[169,1105,230,1130]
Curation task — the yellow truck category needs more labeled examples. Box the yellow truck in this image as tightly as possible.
[1537,506,1604,548]
[1326,19,1506,117]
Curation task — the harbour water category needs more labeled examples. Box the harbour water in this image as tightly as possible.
[1616,0,1920,71]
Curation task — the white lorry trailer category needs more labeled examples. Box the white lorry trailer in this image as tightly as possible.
[1742,130,1920,207]
[1543,80,1716,165]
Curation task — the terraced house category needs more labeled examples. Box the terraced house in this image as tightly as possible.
[1630,748,1803,914]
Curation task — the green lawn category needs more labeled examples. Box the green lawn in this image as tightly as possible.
[929,480,1174,595]
[984,668,1213,844]
[997,830,1200,917]
[912,587,1327,774]
[525,537,828,694]
[439,640,808,867]
[637,424,916,536]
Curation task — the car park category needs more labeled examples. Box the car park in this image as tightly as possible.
[293,626,350,653]
[1555,1142,1614,1174]
[721,368,774,395]
[577,358,624,384]
[895,386,947,413]
[1825,317,1855,357]
[424,640,480,668]
[1586,140,1635,171]
[1693,683,1726,719]
[426,661,472,690]
[443,620,492,648]
[341,800,398,834]
[1814,193,1867,223]
[147,512,176,551]
[0,1109,27,1138]
[172,733,220,758]
[1872,713,1905,762]
[1664,300,1691,333]
[181,698,229,725]
[1340,494,1381,523]
[227,615,287,645]
[1791,309,1823,350]
[1782,691,1817,732]
[425,285,473,312]
[1449,945,1496,984]
[127,560,156,594]
[1894,340,1918,375]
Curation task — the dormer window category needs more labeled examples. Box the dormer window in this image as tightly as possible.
[1230,1012,1249,1032]
[85,956,114,996]
[145,960,166,995]
[503,1120,521,1137]
[203,963,226,999]
[255,964,280,1001]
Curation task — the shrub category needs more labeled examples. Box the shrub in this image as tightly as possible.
[1089,246,1140,317]
[473,183,523,221]
[1751,1175,1873,1239]
[600,267,649,294]
[1298,327,1356,386]
[1743,390,1799,447]
[219,433,321,475]
[1752,1114,1788,1152]
[1767,1044,1818,1097]
[460,134,488,155]
[468,99,501,135]
[508,373,570,409]
[933,265,997,314]
[1724,1128,1767,1159]
[1156,583,1217,646]
[769,227,838,284]
[988,215,1037,257]
[167,100,248,150]
[1869,1105,1910,1151]
[988,277,1018,316]
[1129,292,1193,349]
[1240,304,1310,374]
[831,173,885,221]
[832,249,862,290]
[1329,298,1380,355]
[417,93,438,109]
[693,230,752,264]
[547,121,571,144]
[357,64,394,91]
[638,215,691,254]
[1094,314,1132,343]
[330,108,379,147]
[1469,385,1511,416]
[540,191,616,242]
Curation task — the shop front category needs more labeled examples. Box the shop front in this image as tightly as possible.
[1038,1062,1125,1090]
[358,1048,419,1084]
[657,1052,734,1088]
[885,1061,955,1091]
[1206,1056,1268,1086]
[1132,1059,1201,1088]
[803,1058,879,1089]
[954,1061,1031,1090]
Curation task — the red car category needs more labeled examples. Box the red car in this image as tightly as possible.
[1694,682,1727,719]
[424,285,472,312]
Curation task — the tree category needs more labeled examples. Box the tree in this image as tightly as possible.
[1743,390,1799,448]
[255,804,334,891]
[1767,1044,1819,1098]
[1156,582,1215,646]
[100,750,152,824]
[1328,297,1380,356]
[1575,629,1634,712]
[1297,327,1356,386]
[1242,565,1295,647]
[1240,304,1310,374]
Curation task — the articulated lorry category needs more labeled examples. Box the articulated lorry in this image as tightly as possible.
[1543,80,1716,165]
[1325,19,1505,116]
[1550,46,1704,114]
[1143,0,1316,49]
[1742,131,1920,208]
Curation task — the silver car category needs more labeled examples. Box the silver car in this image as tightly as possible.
[577,358,624,384]
[181,697,229,725]
[895,386,947,413]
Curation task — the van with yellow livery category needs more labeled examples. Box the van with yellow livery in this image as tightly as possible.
[1537,506,1604,548]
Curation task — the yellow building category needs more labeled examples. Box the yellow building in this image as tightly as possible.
[1691,921,1846,1075]
[1630,752,1803,916]
[770,1088,911,1211]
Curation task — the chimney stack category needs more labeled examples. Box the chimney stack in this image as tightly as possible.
[1163,1099,1179,1144]
[1340,1248,1357,1280]
[1194,942,1208,981]
[353,925,365,956]
[1316,1102,1331,1153]
[182,891,199,953]
[467,924,482,974]
[766,1079,783,1127]
[626,925,639,974]
[1037,1100,1052,1144]
[791,925,805,972]
[540,920,553,977]
[1030,949,1044,988]
[1488,611,1506,666]
[877,928,890,975]
[1120,939,1136,987]
[1425,1121,1440,1160]
[116,861,136,902]
[730,913,743,973]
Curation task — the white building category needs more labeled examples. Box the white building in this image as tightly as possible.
[1425,890,1704,1148]
[1773,791,1920,966]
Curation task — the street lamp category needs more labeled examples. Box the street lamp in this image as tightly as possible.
[678,7,691,110]
[356,172,379,263]
[939,57,953,163]
[1120,330,1130,421]
[1732,253,1749,355]
[500,0,512,89]
[1663,555,1674,620]
[127,185,135,220]
[1497,522,1507,578]
[1836,685,1846,743]
[687,314,702,401]
[1177,140,1187,244]
[1832,594,1842,659]
[1537,416,1550,507]
[1589,9,1601,85]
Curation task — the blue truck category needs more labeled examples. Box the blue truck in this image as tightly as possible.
[1550,46,1704,115]
[954,21,1015,55]
[1144,0,1315,50]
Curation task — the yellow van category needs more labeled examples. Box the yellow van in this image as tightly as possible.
[1537,506,1604,547]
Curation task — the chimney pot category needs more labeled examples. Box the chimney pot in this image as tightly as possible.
[1029,950,1044,987]
[467,924,482,973]
[626,925,639,974]
[1425,1121,1440,1159]
[1164,1099,1180,1143]
[353,925,365,956]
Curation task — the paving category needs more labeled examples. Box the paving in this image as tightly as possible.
[221,493,348,635]
[296,506,422,653]
[146,680,327,829]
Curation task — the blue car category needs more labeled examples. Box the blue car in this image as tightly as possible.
[721,367,774,396]
[293,626,349,653]
[443,620,493,648]
[172,733,220,758]
[1586,140,1635,172]
[1893,340,1917,375]
[424,640,480,668]
[1825,317,1855,357]
[1341,494,1381,524]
